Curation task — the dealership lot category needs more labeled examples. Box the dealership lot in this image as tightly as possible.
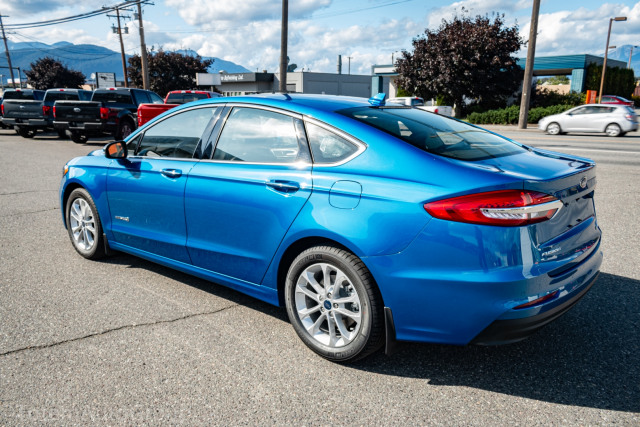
[0,129,638,424]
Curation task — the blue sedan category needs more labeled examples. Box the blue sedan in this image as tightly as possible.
[60,94,602,362]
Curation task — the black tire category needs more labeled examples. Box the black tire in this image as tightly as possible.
[605,123,622,137]
[546,122,561,135]
[57,129,68,139]
[65,188,106,260]
[17,126,36,138]
[70,131,88,144]
[115,118,135,140]
[285,245,384,363]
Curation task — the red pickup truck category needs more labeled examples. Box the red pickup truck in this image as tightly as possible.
[137,90,222,127]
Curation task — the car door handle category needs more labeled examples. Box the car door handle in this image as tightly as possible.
[161,168,182,178]
[266,180,300,193]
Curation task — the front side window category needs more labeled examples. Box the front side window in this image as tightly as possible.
[148,92,164,104]
[338,106,525,161]
[136,107,216,159]
[213,107,305,163]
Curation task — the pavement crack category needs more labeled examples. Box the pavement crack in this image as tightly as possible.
[0,189,57,196]
[0,304,239,357]
[7,207,60,217]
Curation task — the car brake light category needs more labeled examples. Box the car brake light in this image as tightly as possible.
[424,190,563,226]
[100,107,110,120]
[43,105,52,116]
[1,104,3,115]
[434,108,439,114]
[53,105,56,118]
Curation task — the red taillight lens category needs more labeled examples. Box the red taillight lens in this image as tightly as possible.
[53,105,56,118]
[42,105,52,116]
[100,107,110,120]
[424,190,563,226]
[1,104,4,116]
[514,291,558,309]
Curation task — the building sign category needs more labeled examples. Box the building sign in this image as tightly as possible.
[95,72,116,88]
[196,73,222,86]
[219,73,273,83]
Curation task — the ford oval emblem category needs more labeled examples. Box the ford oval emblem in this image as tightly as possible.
[19,105,25,109]
[579,177,587,189]
[73,107,82,113]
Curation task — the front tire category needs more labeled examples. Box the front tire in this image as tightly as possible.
[285,246,384,363]
[70,131,88,144]
[17,126,36,138]
[65,188,105,260]
[546,122,561,135]
[605,123,622,137]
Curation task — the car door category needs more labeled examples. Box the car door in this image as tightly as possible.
[184,105,313,284]
[106,106,219,263]
[561,106,592,131]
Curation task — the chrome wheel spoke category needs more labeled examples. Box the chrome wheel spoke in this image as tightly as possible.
[333,313,353,341]
[334,306,361,323]
[306,312,326,336]
[296,281,319,300]
[298,305,321,320]
[327,314,337,346]
[332,293,358,305]
[302,270,324,295]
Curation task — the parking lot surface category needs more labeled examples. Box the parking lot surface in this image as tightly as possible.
[1,129,638,425]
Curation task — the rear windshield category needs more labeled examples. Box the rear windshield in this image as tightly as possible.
[45,92,80,102]
[3,91,39,100]
[92,92,133,104]
[166,93,210,104]
[338,107,525,161]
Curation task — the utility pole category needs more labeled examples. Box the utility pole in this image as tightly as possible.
[135,1,150,90]
[599,17,627,103]
[518,0,540,129]
[347,56,352,75]
[0,14,16,89]
[115,8,129,87]
[278,0,288,92]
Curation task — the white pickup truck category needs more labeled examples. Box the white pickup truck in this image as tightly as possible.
[387,96,453,117]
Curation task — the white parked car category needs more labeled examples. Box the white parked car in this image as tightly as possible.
[538,104,638,137]
[388,97,453,116]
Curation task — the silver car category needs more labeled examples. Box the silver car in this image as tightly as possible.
[538,104,638,137]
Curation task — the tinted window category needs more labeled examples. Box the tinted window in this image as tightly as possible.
[339,107,525,161]
[136,107,216,158]
[133,91,150,104]
[571,107,588,115]
[214,107,304,163]
[45,92,80,102]
[3,91,37,100]
[165,93,183,104]
[92,92,134,104]
[305,122,358,164]
[148,92,164,104]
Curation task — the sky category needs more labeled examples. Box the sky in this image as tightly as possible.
[1,0,640,74]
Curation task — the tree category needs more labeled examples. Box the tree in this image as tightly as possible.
[24,57,85,90]
[584,64,635,98]
[395,14,522,116]
[128,48,213,97]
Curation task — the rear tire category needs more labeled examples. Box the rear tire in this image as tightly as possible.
[65,188,106,260]
[70,131,88,144]
[605,123,622,137]
[17,126,36,138]
[115,118,135,140]
[285,245,384,363]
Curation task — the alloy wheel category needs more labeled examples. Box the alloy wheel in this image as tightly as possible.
[69,198,97,252]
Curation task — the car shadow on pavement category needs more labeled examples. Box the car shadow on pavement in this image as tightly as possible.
[353,272,639,413]
[99,254,639,413]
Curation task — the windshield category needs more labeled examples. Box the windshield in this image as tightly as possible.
[3,91,37,100]
[45,92,80,102]
[338,107,525,161]
[92,92,133,104]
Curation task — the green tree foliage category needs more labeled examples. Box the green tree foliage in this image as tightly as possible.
[127,48,214,97]
[395,13,522,117]
[24,57,85,90]
[537,75,570,85]
[584,64,635,98]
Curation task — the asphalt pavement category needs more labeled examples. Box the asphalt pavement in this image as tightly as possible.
[0,128,638,425]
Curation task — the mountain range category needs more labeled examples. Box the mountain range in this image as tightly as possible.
[0,40,250,86]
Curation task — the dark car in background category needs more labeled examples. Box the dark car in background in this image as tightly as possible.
[2,88,91,138]
[1,89,46,133]
[53,87,163,143]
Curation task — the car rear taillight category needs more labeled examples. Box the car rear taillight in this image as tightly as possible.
[0,104,3,116]
[424,190,563,226]
[53,105,56,118]
[43,105,52,116]
[100,107,110,120]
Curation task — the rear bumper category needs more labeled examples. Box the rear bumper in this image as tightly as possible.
[53,121,112,133]
[471,271,598,345]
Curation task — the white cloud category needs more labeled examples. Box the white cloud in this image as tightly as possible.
[427,0,529,29]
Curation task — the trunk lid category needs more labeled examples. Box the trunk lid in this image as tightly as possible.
[54,100,102,122]
[2,100,43,119]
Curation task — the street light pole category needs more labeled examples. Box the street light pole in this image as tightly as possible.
[598,16,627,104]
[278,0,288,92]
[628,45,638,69]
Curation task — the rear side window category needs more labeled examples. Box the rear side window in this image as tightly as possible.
[305,122,358,164]
[148,92,164,104]
[338,107,525,161]
[213,107,306,163]
[3,91,37,100]
[92,92,133,104]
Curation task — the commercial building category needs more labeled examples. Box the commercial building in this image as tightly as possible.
[217,71,371,98]
[371,54,629,96]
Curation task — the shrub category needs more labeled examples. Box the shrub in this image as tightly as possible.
[466,104,574,125]
[632,95,640,108]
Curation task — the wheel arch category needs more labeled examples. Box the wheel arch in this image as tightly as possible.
[61,182,86,228]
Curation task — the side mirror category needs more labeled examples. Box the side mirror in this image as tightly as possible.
[105,140,127,159]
